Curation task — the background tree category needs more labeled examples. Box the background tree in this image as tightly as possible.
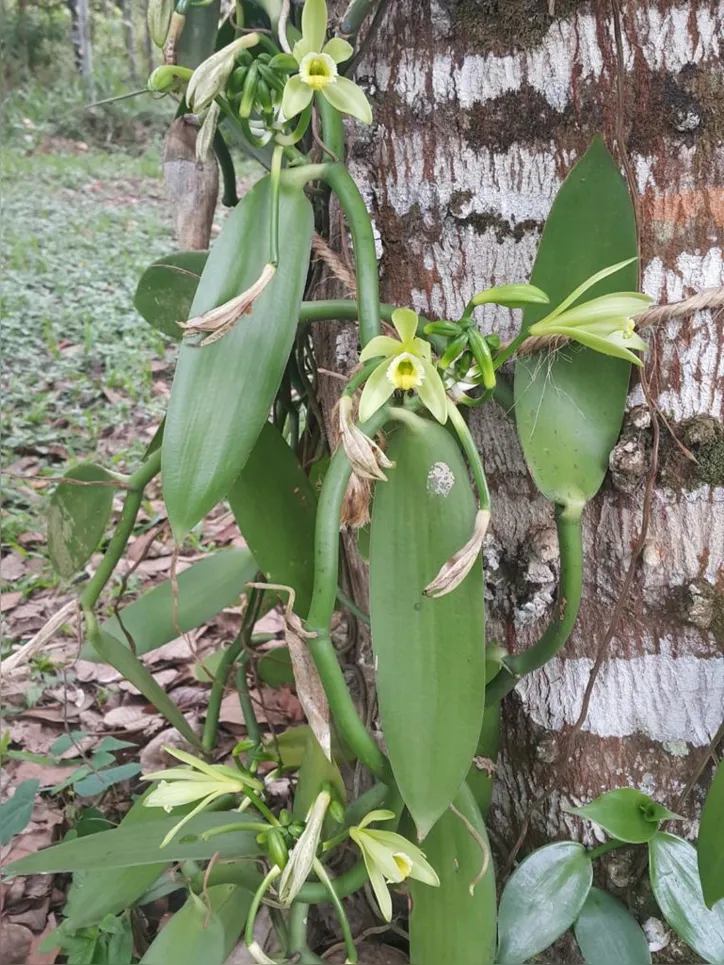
[314,0,724,893]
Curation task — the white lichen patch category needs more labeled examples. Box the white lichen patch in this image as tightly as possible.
[426,461,455,496]
[516,647,724,745]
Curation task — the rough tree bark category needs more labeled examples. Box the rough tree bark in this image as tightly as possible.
[314,0,723,951]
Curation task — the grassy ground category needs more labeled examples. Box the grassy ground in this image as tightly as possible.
[1,139,178,587]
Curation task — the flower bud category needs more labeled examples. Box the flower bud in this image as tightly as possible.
[147,0,174,48]
[424,509,490,598]
[186,34,260,113]
[278,790,331,904]
[196,101,220,163]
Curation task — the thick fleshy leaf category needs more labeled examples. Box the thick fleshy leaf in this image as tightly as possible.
[568,788,679,844]
[134,252,207,340]
[90,631,201,748]
[370,413,485,838]
[514,135,638,515]
[4,812,260,877]
[292,729,345,821]
[141,885,252,965]
[496,841,593,965]
[0,780,38,845]
[228,422,316,617]
[407,783,496,965]
[175,0,220,69]
[699,763,724,909]
[650,832,724,962]
[258,646,295,688]
[82,549,256,659]
[64,791,170,930]
[322,75,373,124]
[163,177,313,539]
[574,887,651,965]
[48,464,116,578]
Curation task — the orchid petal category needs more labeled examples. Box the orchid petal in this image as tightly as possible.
[355,809,396,831]
[321,75,373,124]
[412,336,432,360]
[391,307,418,344]
[417,359,449,423]
[358,361,396,422]
[551,292,652,328]
[323,37,353,64]
[293,37,313,62]
[366,830,439,886]
[159,790,224,847]
[554,327,645,366]
[544,257,638,321]
[301,0,327,53]
[359,335,401,362]
[282,75,314,119]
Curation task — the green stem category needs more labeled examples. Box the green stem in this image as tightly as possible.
[213,128,238,206]
[269,144,283,267]
[485,510,584,704]
[316,93,345,160]
[313,859,357,963]
[341,0,375,38]
[79,451,161,610]
[492,373,514,412]
[466,703,500,817]
[322,164,380,347]
[343,359,381,397]
[446,401,491,512]
[588,839,625,861]
[202,587,263,752]
[245,864,281,948]
[493,331,527,370]
[305,410,390,781]
[237,654,262,747]
[287,902,324,964]
[336,587,370,626]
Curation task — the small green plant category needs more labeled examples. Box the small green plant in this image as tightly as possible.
[3,1,721,963]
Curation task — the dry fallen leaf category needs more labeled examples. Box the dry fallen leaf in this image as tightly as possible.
[1,591,23,613]
[0,922,33,965]
[1,554,27,583]
[103,704,157,732]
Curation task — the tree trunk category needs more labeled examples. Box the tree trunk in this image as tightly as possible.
[163,116,219,251]
[117,0,138,83]
[314,0,724,928]
[67,0,93,81]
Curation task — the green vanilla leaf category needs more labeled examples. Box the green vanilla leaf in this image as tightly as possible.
[699,763,724,909]
[228,422,317,617]
[141,885,252,965]
[370,412,486,839]
[569,788,681,844]
[496,841,593,965]
[408,782,497,965]
[649,832,724,963]
[162,176,313,539]
[258,646,295,688]
[134,252,207,340]
[574,887,651,965]
[292,730,345,822]
[72,763,142,797]
[514,135,638,517]
[64,791,170,930]
[3,812,260,877]
[0,779,39,845]
[80,548,257,661]
[90,631,201,749]
[48,464,116,578]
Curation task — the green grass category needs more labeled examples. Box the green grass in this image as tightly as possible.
[1,140,177,568]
